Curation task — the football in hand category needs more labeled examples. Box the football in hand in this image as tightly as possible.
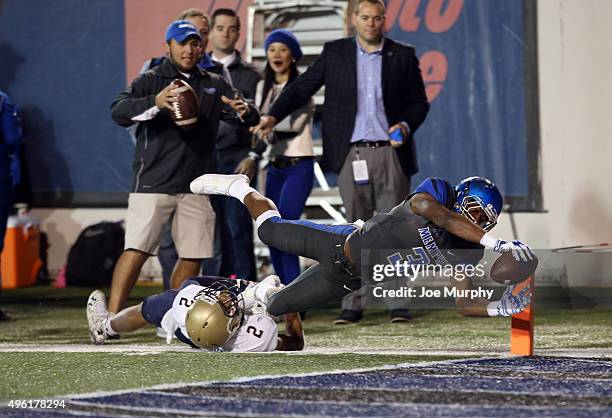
[490,252,538,285]
[169,79,199,129]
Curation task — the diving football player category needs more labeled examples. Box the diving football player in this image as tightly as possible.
[190,174,532,318]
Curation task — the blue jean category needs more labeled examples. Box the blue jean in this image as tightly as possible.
[265,158,314,285]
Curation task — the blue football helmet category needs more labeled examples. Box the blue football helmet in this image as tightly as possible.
[454,177,503,231]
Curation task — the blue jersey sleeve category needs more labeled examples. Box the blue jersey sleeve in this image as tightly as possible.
[413,177,455,208]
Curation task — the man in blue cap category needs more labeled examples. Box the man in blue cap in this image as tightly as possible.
[104,20,260,320]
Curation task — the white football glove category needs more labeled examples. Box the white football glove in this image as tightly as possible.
[480,233,534,262]
[487,285,532,317]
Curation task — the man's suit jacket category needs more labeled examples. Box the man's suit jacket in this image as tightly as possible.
[268,37,430,176]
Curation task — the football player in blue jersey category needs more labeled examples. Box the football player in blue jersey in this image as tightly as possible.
[86,275,303,352]
[190,173,533,319]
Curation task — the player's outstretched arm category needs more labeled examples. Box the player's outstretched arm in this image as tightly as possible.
[451,276,490,317]
[451,276,531,318]
[276,313,304,351]
[411,193,487,243]
[410,193,534,261]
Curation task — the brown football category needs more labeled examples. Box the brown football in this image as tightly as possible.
[169,79,199,129]
[490,251,538,285]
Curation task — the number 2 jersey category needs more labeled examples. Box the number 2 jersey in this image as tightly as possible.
[141,276,278,352]
[346,177,484,274]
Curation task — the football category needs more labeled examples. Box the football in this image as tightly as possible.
[490,251,538,285]
[169,79,199,129]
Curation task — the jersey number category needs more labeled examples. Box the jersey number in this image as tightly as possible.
[246,326,264,338]
[179,297,194,308]
[387,247,431,266]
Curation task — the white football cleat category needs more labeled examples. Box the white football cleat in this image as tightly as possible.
[86,290,108,345]
[190,173,249,196]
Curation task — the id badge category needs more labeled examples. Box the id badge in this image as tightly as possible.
[352,159,369,185]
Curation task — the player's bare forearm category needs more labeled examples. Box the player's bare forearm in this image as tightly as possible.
[410,193,485,244]
[451,277,489,317]
[455,298,489,317]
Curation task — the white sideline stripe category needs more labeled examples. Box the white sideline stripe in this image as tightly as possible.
[1,344,609,358]
[0,343,194,353]
[65,356,485,400]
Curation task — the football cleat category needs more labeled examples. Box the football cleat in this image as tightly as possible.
[190,173,249,196]
[86,290,108,345]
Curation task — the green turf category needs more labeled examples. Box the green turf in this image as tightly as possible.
[2,285,610,350]
[0,285,610,400]
[0,352,458,400]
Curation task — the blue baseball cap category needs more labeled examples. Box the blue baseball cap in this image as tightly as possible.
[165,20,201,43]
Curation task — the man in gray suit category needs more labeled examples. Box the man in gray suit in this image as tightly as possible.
[254,0,430,324]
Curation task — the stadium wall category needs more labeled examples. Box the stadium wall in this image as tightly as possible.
[15,1,612,272]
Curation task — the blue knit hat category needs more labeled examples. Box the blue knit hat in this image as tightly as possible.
[264,29,303,62]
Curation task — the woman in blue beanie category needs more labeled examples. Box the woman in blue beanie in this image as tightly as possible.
[244,29,315,287]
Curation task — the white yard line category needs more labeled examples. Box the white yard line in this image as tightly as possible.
[0,343,192,353]
[0,343,609,358]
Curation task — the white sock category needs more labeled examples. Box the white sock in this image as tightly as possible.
[228,180,256,203]
[256,210,281,229]
[105,315,118,336]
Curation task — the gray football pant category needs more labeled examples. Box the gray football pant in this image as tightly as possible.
[338,145,411,312]
[257,217,361,316]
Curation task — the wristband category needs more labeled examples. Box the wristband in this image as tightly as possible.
[480,233,498,249]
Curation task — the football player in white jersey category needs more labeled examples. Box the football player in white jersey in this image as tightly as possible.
[86,275,303,352]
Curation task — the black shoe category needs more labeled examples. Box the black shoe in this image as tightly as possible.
[390,309,412,323]
[107,333,120,340]
[333,310,363,325]
[0,309,10,321]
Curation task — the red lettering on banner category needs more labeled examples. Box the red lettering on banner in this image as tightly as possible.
[425,0,463,33]
[420,50,448,102]
[399,0,421,32]
[384,0,405,32]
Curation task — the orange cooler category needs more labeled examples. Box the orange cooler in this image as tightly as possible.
[1,215,42,289]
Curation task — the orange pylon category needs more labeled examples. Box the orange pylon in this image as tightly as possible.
[511,276,534,356]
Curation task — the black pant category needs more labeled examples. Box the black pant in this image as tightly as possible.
[257,217,361,316]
